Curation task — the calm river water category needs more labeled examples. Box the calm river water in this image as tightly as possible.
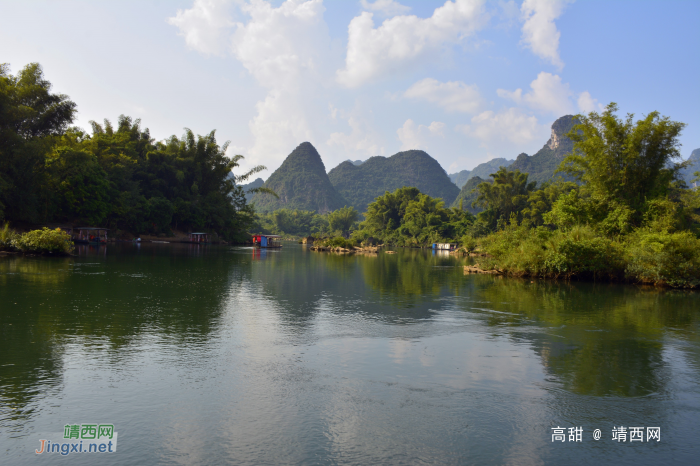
[1,243,699,465]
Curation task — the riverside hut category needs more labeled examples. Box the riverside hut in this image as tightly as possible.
[432,243,456,251]
[187,233,209,243]
[74,228,108,244]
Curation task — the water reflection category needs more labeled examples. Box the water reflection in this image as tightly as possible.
[75,244,107,257]
[460,277,700,398]
[1,243,699,464]
[0,245,250,424]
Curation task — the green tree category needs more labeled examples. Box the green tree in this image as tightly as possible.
[560,103,686,225]
[327,205,359,237]
[363,187,422,233]
[473,167,536,230]
[522,181,578,227]
[0,63,76,221]
[45,147,110,225]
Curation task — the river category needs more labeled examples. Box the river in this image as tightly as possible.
[1,243,699,465]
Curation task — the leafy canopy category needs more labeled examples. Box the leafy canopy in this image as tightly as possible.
[473,167,536,230]
[560,102,686,217]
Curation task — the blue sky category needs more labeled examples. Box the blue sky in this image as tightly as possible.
[1,0,698,178]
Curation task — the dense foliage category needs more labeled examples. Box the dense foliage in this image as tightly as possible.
[472,168,536,230]
[328,150,460,213]
[252,205,361,238]
[0,63,263,241]
[349,187,475,247]
[0,224,74,255]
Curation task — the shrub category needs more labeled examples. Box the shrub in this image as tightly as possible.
[625,230,700,288]
[461,234,478,253]
[315,236,356,249]
[328,236,356,249]
[0,223,19,250]
[479,224,625,279]
[544,229,625,279]
[13,228,75,255]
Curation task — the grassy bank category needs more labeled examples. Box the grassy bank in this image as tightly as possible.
[472,223,700,288]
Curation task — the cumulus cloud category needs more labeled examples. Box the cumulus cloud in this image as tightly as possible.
[404,78,482,113]
[327,115,385,157]
[397,119,446,151]
[497,72,574,116]
[520,0,572,70]
[577,91,604,113]
[337,0,488,88]
[167,0,234,56]
[458,107,547,153]
[169,0,332,169]
[230,0,328,89]
[360,0,411,17]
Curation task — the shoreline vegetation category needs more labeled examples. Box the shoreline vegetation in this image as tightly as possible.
[2,63,699,287]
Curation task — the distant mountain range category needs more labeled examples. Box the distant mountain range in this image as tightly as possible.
[328,150,459,213]
[243,117,696,215]
[239,177,264,203]
[448,158,514,189]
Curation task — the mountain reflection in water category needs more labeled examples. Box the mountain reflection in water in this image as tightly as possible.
[1,243,698,465]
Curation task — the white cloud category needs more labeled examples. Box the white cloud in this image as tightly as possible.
[327,115,385,157]
[167,0,234,56]
[360,0,411,17]
[520,0,572,70]
[169,0,332,170]
[577,91,604,113]
[497,72,573,116]
[230,0,328,89]
[337,0,488,88]
[230,0,331,166]
[397,119,446,151]
[328,103,338,120]
[404,78,482,113]
[458,107,547,152]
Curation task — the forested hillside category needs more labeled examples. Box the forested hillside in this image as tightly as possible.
[448,170,471,188]
[251,142,347,213]
[328,150,459,213]
[508,115,577,185]
[450,176,489,213]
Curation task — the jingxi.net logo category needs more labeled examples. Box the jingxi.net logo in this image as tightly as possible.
[35,423,117,456]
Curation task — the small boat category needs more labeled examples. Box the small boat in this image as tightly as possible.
[73,227,109,244]
[252,234,282,249]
